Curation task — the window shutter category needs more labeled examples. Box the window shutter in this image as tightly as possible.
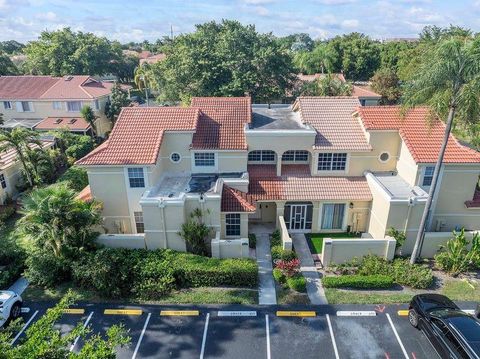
[16,102,23,112]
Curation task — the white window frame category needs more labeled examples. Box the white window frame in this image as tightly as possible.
[248,150,276,163]
[316,152,348,172]
[127,167,145,188]
[194,152,215,166]
[52,101,63,110]
[16,101,34,112]
[66,101,82,112]
[225,213,241,237]
[93,99,100,111]
[0,173,6,189]
[134,211,144,233]
[282,150,309,163]
[319,202,348,231]
[3,101,12,110]
[422,166,435,187]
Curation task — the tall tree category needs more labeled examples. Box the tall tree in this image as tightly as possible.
[81,105,98,136]
[0,128,42,187]
[105,82,131,124]
[370,68,401,104]
[151,20,295,103]
[403,36,480,263]
[23,28,123,76]
[0,51,18,75]
[18,183,101,258]
[293,43,337,75]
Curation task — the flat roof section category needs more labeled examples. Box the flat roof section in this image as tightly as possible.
[250,104,306,130]
[371,172,428,200]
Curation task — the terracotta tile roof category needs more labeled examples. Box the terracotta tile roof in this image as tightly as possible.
[76,107,199,165]
[294,97,371,152]
[0,76,127,100]
[191,97,251,150]
[221,185,256,212]
[0,140,54,170]
[247,165,372,201]
[352,85,380,98]
[0,76,59,99]
[356,106,480,164]
[34,117,91,131]
[76,185,93,202]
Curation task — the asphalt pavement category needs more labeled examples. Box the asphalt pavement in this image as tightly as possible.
[10,301,479,359]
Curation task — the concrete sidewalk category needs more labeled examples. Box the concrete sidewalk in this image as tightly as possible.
[255,233,277,305]
[8,276,29,295]
[291,233,328,304]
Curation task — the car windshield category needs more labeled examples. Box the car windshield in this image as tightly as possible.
[449,317,480,342]
[429,308,457,316]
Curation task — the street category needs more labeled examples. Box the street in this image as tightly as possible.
[12,301,478,358]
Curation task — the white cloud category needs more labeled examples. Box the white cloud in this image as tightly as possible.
[341,19,359,29]
[242,0,274,4]
[35,11,58,21]
[315,0,355,4]
[253,6,269,16]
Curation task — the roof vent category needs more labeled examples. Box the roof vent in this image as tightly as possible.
[54,119,63,124]
[64,75,73,81]
[68,118,77,124]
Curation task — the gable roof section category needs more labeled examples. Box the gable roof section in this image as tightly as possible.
[357,106,480,164]
[294,96,371,152]
[35,117,91,131]
[191,97,251,150]
[247,164,372,201]
[76,107,199,165]
[0,76,59,99]
[0,140,54,170]
[221,185,256,212]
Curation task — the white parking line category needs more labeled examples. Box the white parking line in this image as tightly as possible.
[132,312,151,359]
[69,311,94,352]
[266,314,271,359]
[10,310,39,345]
[199,313,210,359]
[386,313,409,359]
[326,314,340,359]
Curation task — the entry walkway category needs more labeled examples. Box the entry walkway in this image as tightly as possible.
[291,233,328,304]
[252,225,277,305]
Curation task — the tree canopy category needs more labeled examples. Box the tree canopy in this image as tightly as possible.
[149,20,296,103]
[0,52,18,75]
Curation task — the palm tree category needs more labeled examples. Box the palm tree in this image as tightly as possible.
[80,105,98,137]
[0,128,42,187]
[18,183,101,257]
[403,36,480,264]
[134,63,154,106]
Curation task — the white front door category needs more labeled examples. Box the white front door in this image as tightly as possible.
[289,204,307,232]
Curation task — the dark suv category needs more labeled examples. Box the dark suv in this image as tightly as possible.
[409,294,480,359]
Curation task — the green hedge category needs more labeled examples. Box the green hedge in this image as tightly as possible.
[287,275,306,292]
[271,230,281,247]
[271,245,297,261]
[273,268,286,284]
[322,274,394,289]
[72,248,258,299]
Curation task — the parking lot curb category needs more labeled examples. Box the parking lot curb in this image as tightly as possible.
[336,310,376,317]
[397,310,409,316]
[160,310,200,316]
[62,308,85,314]
[104,309,142,315]
[276,311,316,317]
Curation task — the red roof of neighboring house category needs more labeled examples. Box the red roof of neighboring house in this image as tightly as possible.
[76,107,200,165]
[0,76,59,99]
[247,165,372,201]
[294,97,371,152]
[0,76,127,100]
[76,185,93,202]
[139,53,166,65]
[0,140,54,170]
[352,85,381,98]
[356,106,480,164]
[221,185,256,212]
[191,97,251,150]
[34,117,91,131]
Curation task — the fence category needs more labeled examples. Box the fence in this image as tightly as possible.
[278,216,293,250]
[211,231,250,258]
[321,236,396,267]
[420,231,478,258]
[97,234,146,249]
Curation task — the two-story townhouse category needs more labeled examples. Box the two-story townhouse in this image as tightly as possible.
[0,75,126,136]
[0,140,54,204]
[76,96,480,258]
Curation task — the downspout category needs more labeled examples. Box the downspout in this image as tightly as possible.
[404,197,415,234]
[159,200,167,249]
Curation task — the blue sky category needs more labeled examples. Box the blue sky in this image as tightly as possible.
[0,0,479,43]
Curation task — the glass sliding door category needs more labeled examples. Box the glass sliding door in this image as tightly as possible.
[321,203,345,230]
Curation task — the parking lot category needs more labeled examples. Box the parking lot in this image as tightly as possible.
[11,302,477,358]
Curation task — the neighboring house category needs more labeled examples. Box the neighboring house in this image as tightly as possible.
[139,53,166,66]
[76,96,480,257]
[295,73,381,106]
[34,117,93,136]
[0,140,54,204]
[0,75,125,136]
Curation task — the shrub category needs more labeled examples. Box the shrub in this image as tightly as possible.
[273,268,286,284]
[0,206,16,222]
[58,166,89,192]
[322,274,394,289]
[24,249,71,288]
[287,275,306,292]
[271,230,281,247]
[178,209,211,256]
[386,227,406,249]
[435,229,480,276]
[276,258,300,278]
[271,245,297,261]
[248,233,256,249]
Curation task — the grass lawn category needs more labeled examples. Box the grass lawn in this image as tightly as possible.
[22,283,258,305]
[305,232,361,254]
[441,279,480,301]
[324,288,413,304]
[276,285,310,305]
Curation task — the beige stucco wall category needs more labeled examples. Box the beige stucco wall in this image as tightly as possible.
[0,162,22,204]
[2,97,111,136]
[396,139,419,186]
[220,212,249,239]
